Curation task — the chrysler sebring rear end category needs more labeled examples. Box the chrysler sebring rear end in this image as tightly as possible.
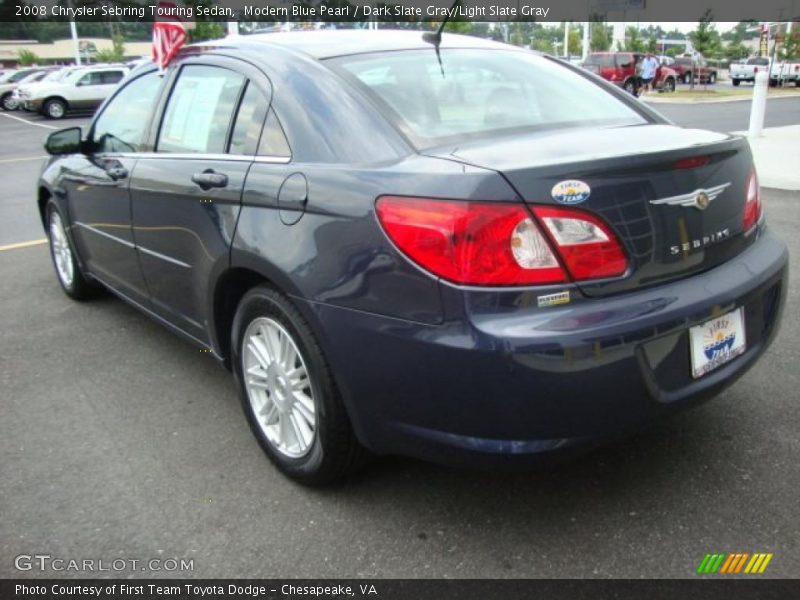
[39,33,787,482]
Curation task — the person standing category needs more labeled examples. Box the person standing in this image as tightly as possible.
[640,52,659,95]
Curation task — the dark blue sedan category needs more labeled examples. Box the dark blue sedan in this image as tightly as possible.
[37,31,788,483]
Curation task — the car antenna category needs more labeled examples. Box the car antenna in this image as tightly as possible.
[422,0,461,77]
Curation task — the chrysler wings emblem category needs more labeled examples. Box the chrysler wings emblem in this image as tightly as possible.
[649,182,731,211]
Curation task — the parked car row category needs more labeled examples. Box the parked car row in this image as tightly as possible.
[730,57,800,87]
[0,64,129,118]
[658,55,718,84]
[582,52,678,94]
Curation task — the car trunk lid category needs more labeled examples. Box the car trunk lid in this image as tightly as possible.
[425,124,756,297]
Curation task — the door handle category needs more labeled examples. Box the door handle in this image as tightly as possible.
[106,166,128,180]
[192,170,228,190]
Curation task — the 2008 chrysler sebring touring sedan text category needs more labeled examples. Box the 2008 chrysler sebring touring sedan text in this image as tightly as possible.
[38,31,788,483]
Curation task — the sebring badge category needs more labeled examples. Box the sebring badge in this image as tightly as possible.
[551,180,591,205]
[649,182,730,211]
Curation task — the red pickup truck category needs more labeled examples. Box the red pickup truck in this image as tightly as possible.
[661,56,718,84]
[582,52,677,94]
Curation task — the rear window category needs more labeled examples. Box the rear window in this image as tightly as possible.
[583,54,616,68]
[747,58,769,66]
[331,49,645,148]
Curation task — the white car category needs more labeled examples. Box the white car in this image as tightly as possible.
[28,65,128,119]
[0,68,53,111]
[12,67,82,111]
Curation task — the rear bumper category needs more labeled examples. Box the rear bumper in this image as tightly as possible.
[302,231,788,467]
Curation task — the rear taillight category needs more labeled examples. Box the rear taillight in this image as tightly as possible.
[375,197,628,286]
[375,197,565,285]
[743,168,762,232]
[532,206,628,280]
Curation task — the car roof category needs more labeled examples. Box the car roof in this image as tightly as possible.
[204,29,514,60]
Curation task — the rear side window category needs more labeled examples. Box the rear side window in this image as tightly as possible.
[158,65,245,154]
[92,71,163,153]
[229,82,268,156]
[584,54,615,68]
[332,49,645,148]
[617,53,635,68]
[101,71,125,85]
[258,110,291,158]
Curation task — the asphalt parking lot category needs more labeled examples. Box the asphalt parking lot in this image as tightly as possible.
[1,108,798,579]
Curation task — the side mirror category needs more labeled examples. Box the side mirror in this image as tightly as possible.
[45,127,83,155]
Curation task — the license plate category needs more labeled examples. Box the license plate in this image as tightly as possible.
[689,308,746,378]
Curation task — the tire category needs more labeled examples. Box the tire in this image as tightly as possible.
[732,78,740,87]
[43,98,66,119]
[683,72,692,84]
[231,285,367,484]
[623,79,636,95]
[46,202,98,300]
[1,92,15,111]
[663,78,676,93]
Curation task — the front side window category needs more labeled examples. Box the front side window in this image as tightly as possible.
[332,49,646,148]
[157,65,245,154]
[92,71,163,153]
[78,71,103,86]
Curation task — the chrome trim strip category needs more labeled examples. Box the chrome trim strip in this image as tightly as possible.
[110,152,291,164]
[75,221,135,248]
[649,182,731,208]
[137,245,192,269]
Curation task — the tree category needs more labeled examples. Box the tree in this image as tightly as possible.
[568,28,582,56]
[689,11,721,57]
[17,49,40,66]
[620,26,646,52]
[95,34,126,63]
[187,22,225,43]
[781,28,800,60]
[590,21,612,51]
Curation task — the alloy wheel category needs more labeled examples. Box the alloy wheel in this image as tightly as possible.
[242,317,316,458]
[49,211,74,288]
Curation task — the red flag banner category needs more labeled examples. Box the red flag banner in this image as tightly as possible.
[152,1,188,71]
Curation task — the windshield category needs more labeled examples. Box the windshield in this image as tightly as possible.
[331,49,646,148]
[4,70,37,83]
[18,72,46,84]
[41,69,68,82]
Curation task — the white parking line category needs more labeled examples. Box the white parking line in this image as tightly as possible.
[0,155,48,163]
[0,112,57,130]
[0,239,47,252]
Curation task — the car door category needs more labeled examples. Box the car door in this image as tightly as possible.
[71,69,124,110]
[129,58,269,342]
[65,70,165,302]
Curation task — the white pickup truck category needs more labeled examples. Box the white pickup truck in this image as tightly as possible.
[730,57,770,85]
[731,56,800,86]
[769,60,800,86]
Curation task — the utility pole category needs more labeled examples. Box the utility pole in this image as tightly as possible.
[69,20,81,66]
[582,22,590,60]
[563,22,569,57]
